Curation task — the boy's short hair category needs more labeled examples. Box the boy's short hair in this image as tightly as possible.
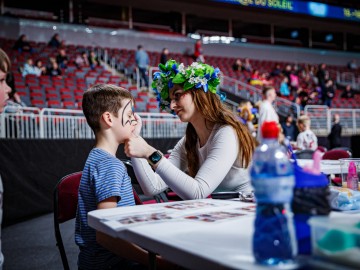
[297,115,311,128]
[82,84,134,133]
[262,85,275,96]
[0,48,10,73]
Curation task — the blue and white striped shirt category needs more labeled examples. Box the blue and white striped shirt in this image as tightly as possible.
[75,148,135,269]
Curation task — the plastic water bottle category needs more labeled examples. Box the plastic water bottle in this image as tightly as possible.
[347,161,359,191]
[250,121,297,265]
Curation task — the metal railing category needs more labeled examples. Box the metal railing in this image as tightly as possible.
[220,75,300,117]
[0,107,187,139]
[304,105,360,136]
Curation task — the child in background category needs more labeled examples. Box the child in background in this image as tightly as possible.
[296,114,318,150]
[76,84,153,270]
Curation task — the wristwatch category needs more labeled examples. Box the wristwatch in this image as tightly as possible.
[148,150,163,166]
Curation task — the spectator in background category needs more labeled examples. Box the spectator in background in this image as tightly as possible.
[48,33,61,48]
[135,45,149,88]
[279,77,290,96]
[295,88,309,111]
[88,50,100,70]
[249,69,262,86]
[0,48,12,270]
[328,113,342,150]
[270,64,282,77]
[34,60,47,76]
[257,85,279,141]
[76,52,90,68]
[232,59,243,72]
[56,48,68,69]
[243,58,252,72]
[194,40,205,63]
[324,79,335,107]
[283,64,292,83]
[281,114,298,142]
[160,48,169,65]
[296,114,318,150]
[341,84,355,99]
[347,59,358,70]
[13,34,32,53]
[22,58,38,77]
[47,61,62,78]
[237,100,256,137]
[316,63,327,104]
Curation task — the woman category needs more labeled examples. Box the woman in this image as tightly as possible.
[125,60,256,200]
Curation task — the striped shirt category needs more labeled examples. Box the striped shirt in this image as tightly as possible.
[75,148,135,270]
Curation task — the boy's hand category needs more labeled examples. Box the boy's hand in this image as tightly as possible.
[133,113,142,136]
[125,134,155,159]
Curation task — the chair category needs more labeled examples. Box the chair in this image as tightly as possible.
[323,149,351,160]
[294,149,315,159]
[53,171,82,270]
[54,170,145,270]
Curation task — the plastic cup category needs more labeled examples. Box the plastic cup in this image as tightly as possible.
[339,158,360,190]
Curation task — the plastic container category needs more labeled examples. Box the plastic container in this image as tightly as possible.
[309,216,360,268]
[340,158,360,190]
[250,121,297,265]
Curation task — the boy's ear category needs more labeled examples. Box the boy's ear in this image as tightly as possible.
[101,112,113,127]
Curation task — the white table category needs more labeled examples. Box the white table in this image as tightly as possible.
[88,199,359,270]
[295,159,341,175]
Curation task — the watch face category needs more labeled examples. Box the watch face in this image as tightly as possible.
[150,151,162,164]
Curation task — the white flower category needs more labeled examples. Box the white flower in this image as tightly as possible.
[178,63,186,75]
[162,100,170,106]
[188,77,197,84]
[156,81,164,91]
[191,62,200,68]
[194,77,201,84]
[200,77,208,86]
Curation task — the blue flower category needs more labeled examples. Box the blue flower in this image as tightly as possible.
[204,73,210,80]
[153,72,161,80]
[172,64,178,74]
[211,68,220,79]
[168,78,174,89]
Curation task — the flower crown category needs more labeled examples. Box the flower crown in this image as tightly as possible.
[151,59,223,113]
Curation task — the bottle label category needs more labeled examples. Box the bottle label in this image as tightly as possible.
[252,175,295,203]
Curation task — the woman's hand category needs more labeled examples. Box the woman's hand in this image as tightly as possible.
[125,134,155,159]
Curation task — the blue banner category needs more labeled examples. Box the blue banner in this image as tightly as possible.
[212,0,360,23]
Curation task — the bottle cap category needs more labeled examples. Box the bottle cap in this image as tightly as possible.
[348,161,357,175]
[261,121,279,139]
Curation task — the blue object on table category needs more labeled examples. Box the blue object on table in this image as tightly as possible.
[250,121,297,265]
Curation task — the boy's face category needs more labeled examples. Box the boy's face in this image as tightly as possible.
[113,99,136,143]
[0,68,11,113]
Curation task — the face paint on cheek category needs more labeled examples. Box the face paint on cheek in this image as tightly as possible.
[121,100,132,127]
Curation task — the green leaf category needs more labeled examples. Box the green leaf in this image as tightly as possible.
[184,81,194,90]
[208,85,217,93]
[159,64,166,72]
[172,73,186,84]
[161,89,169,99]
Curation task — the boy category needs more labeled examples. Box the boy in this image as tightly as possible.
[76,84,144,269]
[296,114,318,150]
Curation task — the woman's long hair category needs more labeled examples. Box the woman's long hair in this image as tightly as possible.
[185,89,256,177]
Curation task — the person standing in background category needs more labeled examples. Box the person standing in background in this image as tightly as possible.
[160,48,169,65]
[257,86,279,142]
[0,48,12,270]
[135,45,150,88]
[328,114,342,149]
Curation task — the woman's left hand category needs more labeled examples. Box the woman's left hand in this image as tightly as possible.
[124,134,155,159]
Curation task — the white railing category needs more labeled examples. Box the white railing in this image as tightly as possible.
[221,75,300,117]
[304,105,360,136]
[0,107,41,139]
[0,107,187,139]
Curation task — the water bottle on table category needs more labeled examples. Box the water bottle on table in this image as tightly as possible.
[250,121,297,265]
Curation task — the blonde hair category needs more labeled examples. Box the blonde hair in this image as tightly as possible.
[185,89,256,177]
[297,115,311,128]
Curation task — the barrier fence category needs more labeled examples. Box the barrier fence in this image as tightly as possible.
[304,105,360,136]
[0,107,187,139]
